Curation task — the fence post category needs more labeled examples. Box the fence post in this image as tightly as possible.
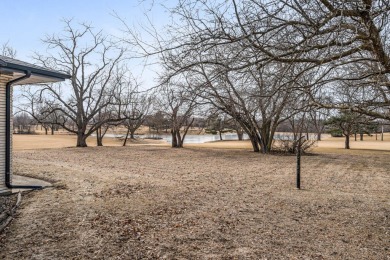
[296,136,305,189]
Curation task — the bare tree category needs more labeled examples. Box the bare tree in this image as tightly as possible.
[121,81,152,146]
[185,59,305,153]
[205,111,230,141]
[308,109,329,141]
[93,109,117,146]
[1,41,17,58]
[13,112,34,134]
[144,111,170,134]
[156,79,199,148]
[18,86,68,135]
[31,20,125,147]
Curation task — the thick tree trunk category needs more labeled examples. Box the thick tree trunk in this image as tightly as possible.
[171,130,178,148]
[259,131,272,154]
[360,132,363,141]
[249,134,260,152]
[77,132,88,147]
[51,127,54,135]
[317,132,321,141]
[97,137,103,146]
[345,134,350,149]
[44,127,48,135]
[219,131,222,140]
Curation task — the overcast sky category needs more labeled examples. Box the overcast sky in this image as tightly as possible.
[1,0,173,89]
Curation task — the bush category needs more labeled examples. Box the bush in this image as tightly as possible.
[328,129,343,137]
[205,129,218,135]
[272,139,317,154]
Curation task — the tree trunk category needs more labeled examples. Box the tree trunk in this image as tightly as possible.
[171,130,178,148]
[219,131,222,140]
[96,128,103,146]
[381,125,384,141]
[178,118,194,148]
[360,132,363,141]
[249,134,260,152]
[51,127,54,135]
[354,132,357,141]
[259,131,271,154]
[130,130,135,139]
[123,128,130,146]
[176,131,183,148]
[44,127,48,135]
[382,132,384,141]
[77,132,88,147]
[345,134,350,149]
[237,129,243,140]
[97,137,103,146]
[316,132,321,141]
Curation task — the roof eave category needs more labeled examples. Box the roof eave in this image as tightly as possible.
[1,63,71,80]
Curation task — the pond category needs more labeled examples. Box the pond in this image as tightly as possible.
[102,133,249,144]
[147,133,250,144]
[102,132,318,144]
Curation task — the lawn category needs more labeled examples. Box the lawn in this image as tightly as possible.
[0,137,389,259]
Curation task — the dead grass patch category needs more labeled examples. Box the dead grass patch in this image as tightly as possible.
[1,142,389,259]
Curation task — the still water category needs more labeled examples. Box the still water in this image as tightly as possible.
[103,133,248,144]
[149,133,249,144]
[102,133,317,144]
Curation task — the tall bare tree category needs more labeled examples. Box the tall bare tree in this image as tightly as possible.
[121,83,152,146]
[31,20,126,147]
[156,79,199,148]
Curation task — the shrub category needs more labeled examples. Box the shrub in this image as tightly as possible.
[272,139,317,154]
[328,129,343,137]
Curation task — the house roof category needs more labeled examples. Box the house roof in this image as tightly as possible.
[0,55,71,85]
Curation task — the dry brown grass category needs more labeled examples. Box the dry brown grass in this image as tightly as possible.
[12,134,168,150]
[13,132,390,152]
[1,135,389,259]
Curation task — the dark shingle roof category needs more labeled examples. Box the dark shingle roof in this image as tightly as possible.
[0,55,71,80]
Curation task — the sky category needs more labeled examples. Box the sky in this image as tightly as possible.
[1,0,174,89]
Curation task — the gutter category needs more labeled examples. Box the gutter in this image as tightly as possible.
[0,57,71,80]
[5,70,42,190]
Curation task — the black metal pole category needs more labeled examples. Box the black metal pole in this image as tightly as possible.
[296,136,305,190]
[296,141,301,189]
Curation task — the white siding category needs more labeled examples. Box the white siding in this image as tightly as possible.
[0,74,13,194]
